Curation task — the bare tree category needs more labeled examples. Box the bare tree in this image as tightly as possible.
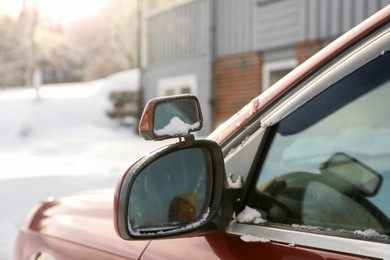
[0,0,138,87]
[71,0,138,81]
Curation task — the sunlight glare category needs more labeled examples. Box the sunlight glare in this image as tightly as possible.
[3,0,111,23]
[0,1,21,17]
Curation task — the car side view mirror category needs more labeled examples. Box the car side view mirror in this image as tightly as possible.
[114,140,225,240]
[138,94,203,141]
[115,94,226,240]
[320,152,382,196]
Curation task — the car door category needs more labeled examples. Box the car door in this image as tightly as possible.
[222,22,390,259]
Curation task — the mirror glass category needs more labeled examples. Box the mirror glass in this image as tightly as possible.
[128,147,212,233]
[320,152,382,196]
[153,99,201,137]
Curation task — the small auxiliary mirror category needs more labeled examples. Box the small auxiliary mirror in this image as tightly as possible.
[139,95,203,141]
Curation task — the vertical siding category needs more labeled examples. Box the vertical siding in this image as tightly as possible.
[253,0,302,50]
[147,0,203,64]
[215,0,253,57]
[355,0,367,25]
[143,0,213,134]
[307,0,318,40]
[252,0,388,51]
[330,0,342,37]
[341,0,354,32]
[145,0,388,83]
[382,0,390,8]
[304,0,389,41]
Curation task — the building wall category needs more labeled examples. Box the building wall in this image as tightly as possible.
[254,0,303,50]
[211,38,325,129]
[212,52,262,128]
[143,54,212,134]
[142,0,389,132]
[146,0,204,64]
[215,0,254,57]
[211,0,388,128]
[215,0,389,55]
[143,0,213,135]
[302,0,389,41]
[296,39,323,64]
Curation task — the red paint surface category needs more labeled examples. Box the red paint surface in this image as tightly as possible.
[15,190,149,259]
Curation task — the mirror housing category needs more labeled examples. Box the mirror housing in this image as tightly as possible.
[139,95,203,141]
[114,139,225,240]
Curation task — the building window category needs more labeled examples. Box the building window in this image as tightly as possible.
[262,58,297,91]
[157,74,197,96]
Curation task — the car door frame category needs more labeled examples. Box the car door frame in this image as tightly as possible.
[222,23,390,259]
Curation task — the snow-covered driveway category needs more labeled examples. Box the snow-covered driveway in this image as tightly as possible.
[0,74,172,259]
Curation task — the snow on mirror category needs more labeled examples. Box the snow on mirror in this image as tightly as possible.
[153,99,202,137]
[128,148,212,234]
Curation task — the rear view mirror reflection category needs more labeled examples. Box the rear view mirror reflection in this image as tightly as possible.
[320,152,382,196]
[138,94,203,141]
[154,99,202,137]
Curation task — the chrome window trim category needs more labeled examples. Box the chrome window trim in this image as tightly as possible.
[227,223,390,259]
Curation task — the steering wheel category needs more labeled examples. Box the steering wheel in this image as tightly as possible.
[249,170,390,235]
[253,191,299,223]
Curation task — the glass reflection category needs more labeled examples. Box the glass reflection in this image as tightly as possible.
[154,99,200,134]
[128,148,211,232]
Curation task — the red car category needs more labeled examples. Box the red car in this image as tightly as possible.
[15,6,390,260]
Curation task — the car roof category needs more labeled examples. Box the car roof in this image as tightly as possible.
[208,5,390,145]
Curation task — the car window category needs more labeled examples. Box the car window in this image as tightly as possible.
[247,51,390,237]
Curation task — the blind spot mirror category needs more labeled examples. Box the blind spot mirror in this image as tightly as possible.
[139,95,203,141]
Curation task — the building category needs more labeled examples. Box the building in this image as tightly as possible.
[140,0,389,135]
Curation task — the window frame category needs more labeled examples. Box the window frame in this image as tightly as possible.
[225,24,390,258]
[262,58,297,91]
[157,74,197,97]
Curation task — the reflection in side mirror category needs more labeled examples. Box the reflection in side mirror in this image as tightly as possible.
[154,99,201,138]
[320,152,382,196]
[128,147,212,233]
[139,95,203,141]
[115,139,225,240]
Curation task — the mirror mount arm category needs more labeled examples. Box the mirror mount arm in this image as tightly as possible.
[179,134,196,146]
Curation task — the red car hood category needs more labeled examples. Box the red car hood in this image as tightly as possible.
[27,188,150,258]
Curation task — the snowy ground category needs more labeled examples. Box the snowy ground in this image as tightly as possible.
[0,71,173,259]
